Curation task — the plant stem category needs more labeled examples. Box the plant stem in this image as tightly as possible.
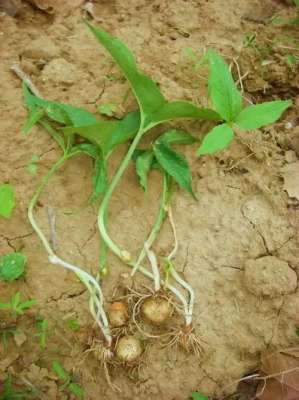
[28,151,112,346]
[144,243,160,292]
[98,123,145,260]
[132,172,169,276]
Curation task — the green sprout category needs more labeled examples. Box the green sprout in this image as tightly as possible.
[35,318,49,350]
[0,292,37,317]
[52,361,85,399]
[0,184,15,219]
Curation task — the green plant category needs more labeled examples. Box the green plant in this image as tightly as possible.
[35,317,48,350]
[21,23,291,356]
[0,326,17,350]
[66,318,81,332]
[25,155,40,175]
[0,293,37,316]
[0,375,37,399]
[0,253,26,282]
[52,361,85,399]
[197,50,291,155]
[191,393,209,400]
[0,184,15,219]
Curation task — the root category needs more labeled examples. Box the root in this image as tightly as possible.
[163,325,204,357]
[85,339,121,392]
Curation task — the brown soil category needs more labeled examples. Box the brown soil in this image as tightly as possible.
[0,1,299,399]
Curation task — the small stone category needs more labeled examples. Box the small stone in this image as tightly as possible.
[22,37,59,61]
[285,150,297,163]
[244,256,297,298]
[13,330,27,347]
[41,58,79,85]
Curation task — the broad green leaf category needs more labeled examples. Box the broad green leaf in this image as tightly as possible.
[197,123,234,155]
[86,23,166,117]
[23,84,98,126]
[90,154,108,203]
[98,103,117,117]
[235,100,292,130]
[0,253,26,282]
[136,150,154,191]
[191,392,209,400]
[68,382,85,399]
[153,141,195,197]
[63,111,140,155]
[0,184,15,219]
[52,361,70,382]
[207,50,242,121]
[158,129,197,145]
[149,101,220,126]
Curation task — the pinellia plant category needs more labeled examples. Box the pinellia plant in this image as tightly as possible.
[22,21,291,367]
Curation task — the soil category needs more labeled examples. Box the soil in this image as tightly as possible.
[0,1,299,399]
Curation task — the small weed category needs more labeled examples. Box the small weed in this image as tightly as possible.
[0,326,17,350]
[67,318,81,332]
[35,317,49,350]
[0,375,36,400]
[52,361,85,399]
[0,184,15,219]
[191,393,209,400]
[0,253,26,282]
[0,292,37,317]
[26,155,40,175]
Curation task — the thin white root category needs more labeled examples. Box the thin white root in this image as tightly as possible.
[144,242,161,292]
[167,206,195,327]
[11,63,42,97]
[164,326,204,357]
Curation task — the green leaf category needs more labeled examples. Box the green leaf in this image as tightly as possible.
[197,123,234,155]
[0,184,15,219]
[86,23,166,117]
[90,154,108,203]
[235,100,292,130]
[98,103,117,117]
[52,361,70,382]
[68,382,85,399]
[67,319,81,332]
[207,50,242,121]
[0,253,26,282]
[153,141,195,197]
[69,143,99,159]
[191,392,209,400]
[135,150,154,191]
[23,84,98,126]
[150,101,220,126]
[158,129,197,145]
[63,111,140,155]
[18,299,37,313]
[21,108,45,135]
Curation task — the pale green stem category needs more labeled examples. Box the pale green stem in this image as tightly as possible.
[28,152,112,346]
[98,123,146,260]
[132,172,168,276]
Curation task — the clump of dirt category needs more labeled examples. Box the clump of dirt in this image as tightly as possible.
[0,1,299,399]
